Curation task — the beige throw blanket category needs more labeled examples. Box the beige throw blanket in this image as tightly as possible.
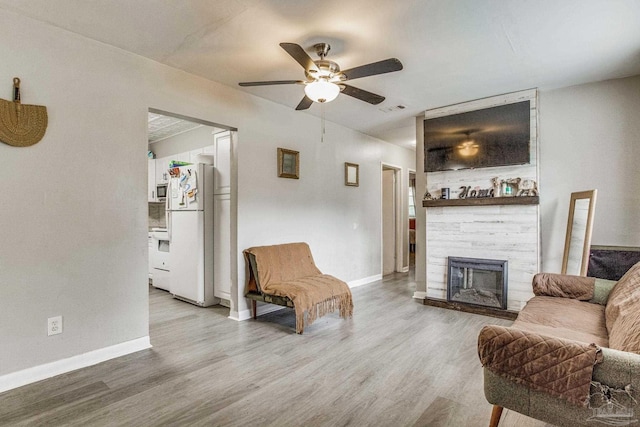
[244,243,353,333]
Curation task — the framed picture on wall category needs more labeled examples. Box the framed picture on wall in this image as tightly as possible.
[277,148,299,179]
[345,162,359,187]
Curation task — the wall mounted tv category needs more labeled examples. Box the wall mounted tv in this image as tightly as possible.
[424,100,531,172]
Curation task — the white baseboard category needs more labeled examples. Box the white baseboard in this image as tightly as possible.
[230,274,382,322]
[229,303,287,322]
[412,291,428,300]
[229,309,252,321]
[0,336,151,394]
[256,304,286,316]
[348,274,382,288]
[400,266,409,273]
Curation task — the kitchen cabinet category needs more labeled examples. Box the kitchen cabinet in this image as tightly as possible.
[174,152,190,163]
[189,146,216,163]
[148,159,156,202]
[213,131,231,195]
[213,193,231,301]
[155,156,171,185]
[189,148,203,162]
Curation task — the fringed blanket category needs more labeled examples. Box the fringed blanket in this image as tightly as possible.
[244,243,353,333]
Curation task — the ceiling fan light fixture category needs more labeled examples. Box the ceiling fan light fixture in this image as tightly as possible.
[458,140,479,157]
[304,80,340,103]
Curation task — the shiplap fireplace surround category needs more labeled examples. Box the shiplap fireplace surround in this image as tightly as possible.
[423,90,540,312]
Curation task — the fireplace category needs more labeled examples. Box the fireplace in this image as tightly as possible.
[447,257,508,310]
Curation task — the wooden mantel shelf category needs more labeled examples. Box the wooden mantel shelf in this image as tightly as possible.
[422,196,539,208]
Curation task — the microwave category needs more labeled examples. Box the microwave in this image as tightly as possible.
[156,183,168,200]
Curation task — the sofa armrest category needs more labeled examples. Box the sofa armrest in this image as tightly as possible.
[593,347,640,389]
[532,273,595,300]
[478,325,601,406]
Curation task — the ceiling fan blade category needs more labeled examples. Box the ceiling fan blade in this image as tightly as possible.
[295,96,314,111]
[239,80,305,87]
[340,58,403,81]
[340,84,385,105]
[279,43,320,73]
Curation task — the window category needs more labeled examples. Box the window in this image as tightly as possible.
[409,177,416,218]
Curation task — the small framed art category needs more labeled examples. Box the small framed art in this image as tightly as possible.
[345,162,359,187]
[277,148,299,179]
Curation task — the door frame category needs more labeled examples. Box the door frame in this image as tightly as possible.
[146,108,239,316]
[381,163,404,275]
[408,169,416,264]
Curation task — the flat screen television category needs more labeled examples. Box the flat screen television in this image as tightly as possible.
[424,100,530,172]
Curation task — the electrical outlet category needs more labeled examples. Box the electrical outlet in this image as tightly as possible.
[48,316,62,336]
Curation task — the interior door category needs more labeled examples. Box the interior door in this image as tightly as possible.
[382,169,396,275]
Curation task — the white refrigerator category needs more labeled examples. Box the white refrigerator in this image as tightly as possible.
[165,162,217,307]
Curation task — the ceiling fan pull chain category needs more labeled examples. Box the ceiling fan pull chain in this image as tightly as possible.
[321,103,326,143]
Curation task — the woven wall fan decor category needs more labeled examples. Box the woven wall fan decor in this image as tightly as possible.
[0,78,48,147]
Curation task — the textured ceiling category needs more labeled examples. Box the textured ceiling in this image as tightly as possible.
[2,0,640,149]
[148,113,203,144]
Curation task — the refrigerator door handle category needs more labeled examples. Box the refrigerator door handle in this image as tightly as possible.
[166,179,172,241]
[165,179,171,211]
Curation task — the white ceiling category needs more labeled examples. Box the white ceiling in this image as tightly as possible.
[148,113,203,144]
[3,0,640,149]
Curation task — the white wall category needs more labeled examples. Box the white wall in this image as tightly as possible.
[0,9,414,385]
[539,75,640,272]
[234,116,415,317]
[150,125,220,159]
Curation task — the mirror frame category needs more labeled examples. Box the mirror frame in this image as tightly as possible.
[561,189,597,276]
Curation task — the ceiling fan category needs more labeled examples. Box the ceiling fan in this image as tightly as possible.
[239,42,403,110]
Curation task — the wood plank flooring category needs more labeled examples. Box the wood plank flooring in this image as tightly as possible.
[0,273,553,426]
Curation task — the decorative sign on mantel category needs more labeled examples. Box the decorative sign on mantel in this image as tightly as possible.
[459,185,494,199]
[423,177,539,202]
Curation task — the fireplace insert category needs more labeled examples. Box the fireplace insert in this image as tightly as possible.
[447,257,508,310]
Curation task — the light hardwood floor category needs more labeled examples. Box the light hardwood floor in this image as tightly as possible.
[0,273,552,426]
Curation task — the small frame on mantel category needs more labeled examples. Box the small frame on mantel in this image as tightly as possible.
[345,162,359,187]
[277,148,299,179]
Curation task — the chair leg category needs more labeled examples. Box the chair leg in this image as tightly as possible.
[489,405,503,427]
[252,300,257,319]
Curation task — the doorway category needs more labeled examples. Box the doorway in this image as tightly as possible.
[146,108,238,315]
[382,164,402,276]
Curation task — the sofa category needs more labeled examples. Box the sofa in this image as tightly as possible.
[478,261,640,427]
[243,242,353,334]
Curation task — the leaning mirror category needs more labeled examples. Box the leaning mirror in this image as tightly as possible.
[562,189,597,276]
